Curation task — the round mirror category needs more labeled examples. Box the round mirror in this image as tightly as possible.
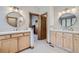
[59,13,77,28]
[6,12,24,27]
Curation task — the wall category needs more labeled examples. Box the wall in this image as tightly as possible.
[47,7,54,43]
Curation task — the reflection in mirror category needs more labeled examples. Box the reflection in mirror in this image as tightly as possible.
[6,12,24,27]
[67,18,71,27]
[59,13,77,28]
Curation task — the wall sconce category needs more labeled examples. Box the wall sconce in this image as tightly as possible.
[58,7,78,17]
[9,6,19,12]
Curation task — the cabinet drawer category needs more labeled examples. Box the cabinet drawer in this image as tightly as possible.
[63,33,72,37]
[0,35,10,40]
[74,34,79,38]
[24,32,30,36]
[11,33,23,38]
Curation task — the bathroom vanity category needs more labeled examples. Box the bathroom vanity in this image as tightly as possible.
[0,30,31,53]
[50,30,79,53]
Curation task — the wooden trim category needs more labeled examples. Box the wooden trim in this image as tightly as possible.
[29,12,39,16]
[49,44,54,47]
[41,12,47,16]
[29,12,39,27]
[16,47,31,53]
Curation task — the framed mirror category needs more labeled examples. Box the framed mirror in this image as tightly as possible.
[59,13,77,28]
[6,12,24,27]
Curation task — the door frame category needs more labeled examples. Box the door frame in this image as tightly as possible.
[29,12,39,27]
[29,12,48,40]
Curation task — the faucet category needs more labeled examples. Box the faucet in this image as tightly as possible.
[68,27,73,31]
[15,28,18,31]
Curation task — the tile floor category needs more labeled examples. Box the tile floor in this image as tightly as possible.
[20,39,68,53]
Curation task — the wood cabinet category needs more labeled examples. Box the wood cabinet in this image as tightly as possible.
[18,36,30,50]
[1,38,18,53]
[0,41,2,52]
[51,31,63,48]
[73,34,79,52]
[0,32,30,53]
[56,32,63,48]
[9,38,18,53]
[50,31,57,46]
[63,33,73,52]
[1,39,9,53]
[51,31,74,52]
[73,38,79,52]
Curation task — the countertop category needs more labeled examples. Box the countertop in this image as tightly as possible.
[0,28,32,35]
[50,28,79,34]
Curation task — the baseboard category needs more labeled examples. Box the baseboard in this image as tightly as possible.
[16,47,30,53]
[30,46,34,49]
[49,44,54,47]
[46,41,51,44]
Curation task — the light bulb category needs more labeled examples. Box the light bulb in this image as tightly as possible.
[9,6,13,11]
[15,8,18,12]
[71,8,77,13]
[20,10,23,13]
[58,12,62,17]
[66,9,71,13]
[62,11,66,14]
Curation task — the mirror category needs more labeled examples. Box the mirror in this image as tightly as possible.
[59,13,77,28]
[6,12,24,27]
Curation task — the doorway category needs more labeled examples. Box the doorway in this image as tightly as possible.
[29,12,47,41]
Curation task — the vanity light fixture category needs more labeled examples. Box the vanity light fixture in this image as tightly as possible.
[9,6,19,12]
[58,7,78,17]
[9,6,14,12]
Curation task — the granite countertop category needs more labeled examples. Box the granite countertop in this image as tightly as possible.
[0,28,32,35]
[50,28,79,34]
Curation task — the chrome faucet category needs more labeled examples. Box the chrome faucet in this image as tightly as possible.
[68,27,73,31]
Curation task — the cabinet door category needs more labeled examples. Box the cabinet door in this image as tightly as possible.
[56,32,63,48]
[9,38,18,53]
[73,38,79,53]
[0,41,2,52]
[63,33,73,52]
[1,39,9,53]
[18,36,30,51]
[50,31,57,46]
